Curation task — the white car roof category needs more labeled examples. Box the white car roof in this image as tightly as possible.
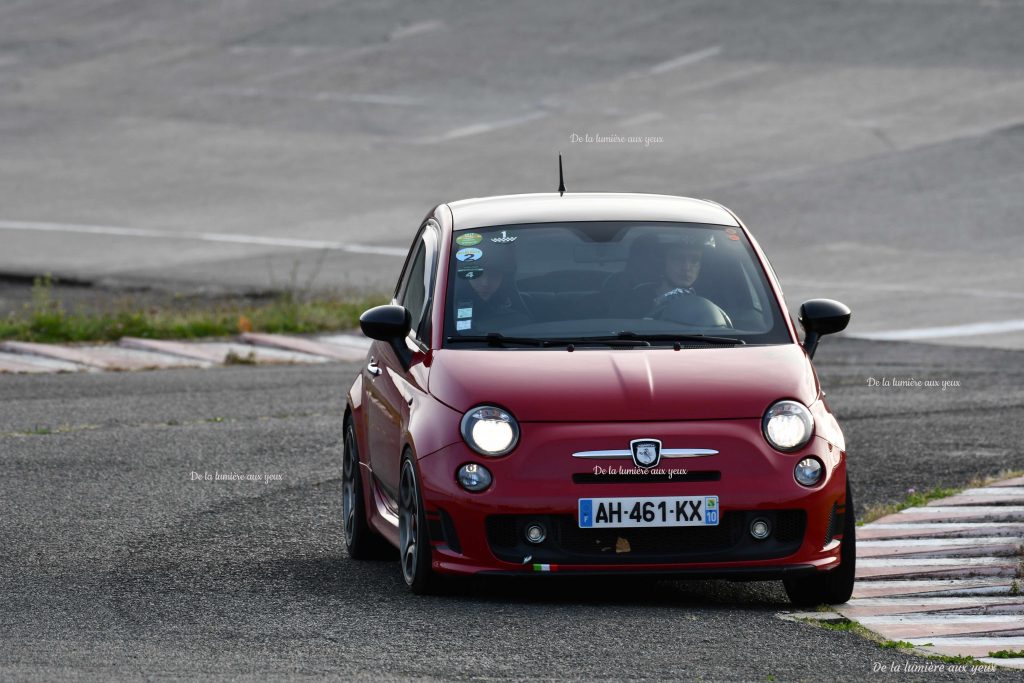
[446,193,740,230]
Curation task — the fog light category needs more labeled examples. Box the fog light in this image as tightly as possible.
[456,463,492,492]
[750,518,771,540]
[794,458,823,487]
[525,523,546,544]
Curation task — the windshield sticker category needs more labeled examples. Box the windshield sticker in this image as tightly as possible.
[727,234,740,241]
[457,306,473,319]
[456,319,472,331]
[457,265,484,279]
[456,247,483,262]
[490,230,517,243]
[725,228,738,235]
[456,233,483,246]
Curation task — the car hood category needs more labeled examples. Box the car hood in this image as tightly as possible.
[428,344,819,422]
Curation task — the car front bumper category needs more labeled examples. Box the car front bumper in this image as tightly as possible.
[416,418,848,577]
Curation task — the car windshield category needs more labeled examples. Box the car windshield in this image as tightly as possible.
[443,222,791,347]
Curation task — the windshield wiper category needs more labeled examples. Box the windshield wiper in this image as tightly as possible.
[447,334,547,347]
[606,331,746,345]
[446,333,649,348]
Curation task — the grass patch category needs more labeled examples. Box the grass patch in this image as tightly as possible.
[859,469,1024,526]
[0,276,386,343]
[859,486,960,525]
[798,615,989,667]
[989,649,1024,659]
[931,653,984,666]
[818,619,860,632]
[224,349,257,365]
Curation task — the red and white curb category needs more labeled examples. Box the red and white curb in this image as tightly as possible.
[0,332,370,374]
[790,476,1024,669]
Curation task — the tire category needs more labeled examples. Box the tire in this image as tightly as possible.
[783,479,857,607]
[343,419,393,560]
[398,455,440,594]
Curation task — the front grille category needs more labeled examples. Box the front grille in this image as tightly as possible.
[487,515,519,549]
[486,509,806,565]
[428,507,462,554]
[571,471,720,484]
[823,503,845,548]
[823,503,837,546]
[776,510,807,544]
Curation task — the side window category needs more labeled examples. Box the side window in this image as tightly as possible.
[400,241,428,338]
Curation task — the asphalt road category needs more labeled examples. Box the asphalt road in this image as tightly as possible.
[2,337,1022,681]
[1,0,1023,347]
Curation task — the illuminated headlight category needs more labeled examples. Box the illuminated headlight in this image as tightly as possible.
[457,463,492,492]
[762,400,814,452]
[460,405,520,456]
[794,458,824,487]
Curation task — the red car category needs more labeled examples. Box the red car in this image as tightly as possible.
[344,193,854,605]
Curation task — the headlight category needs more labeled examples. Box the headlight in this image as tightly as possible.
[794,458,823,487]
[460,405,520,456]
[762,400,814,452]
[457,463,492,492]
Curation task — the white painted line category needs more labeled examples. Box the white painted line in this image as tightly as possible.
[240,333,366,362]
[0,220,407,257]
[193,343,329,365]
[957,488,1024,497]
[979,657,1024,670]
[847,597,1024,608]
[910,636,1024,659]
[858,524,1024,541]
[859,538,1023,547]
[213,87,423,107]
[311,91,422,106]
[1,341,116,370]
[858,558,1016,567]
[785,277,1024,302]
[862,522,1024,534]
[389,19,445,41]
[316,334,372,350]
[910,637,1024,646]
[619,112,664,127]
[425,111,548,143]
[893,505,1024,516]
[851,319,1024,341]
[0,351,83,374]
[858,615,1024,625]
[853,579,1015,597]
[853,579,1015,590]
[649,46,722,75]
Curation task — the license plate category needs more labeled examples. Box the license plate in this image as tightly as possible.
[578,495,719,528]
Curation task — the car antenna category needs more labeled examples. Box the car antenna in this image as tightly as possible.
[557,153,566,196]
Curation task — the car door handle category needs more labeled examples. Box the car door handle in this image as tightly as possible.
[367,358,382,377]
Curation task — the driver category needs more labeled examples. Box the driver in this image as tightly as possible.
[653,235,704,306]
[645,235,732,327]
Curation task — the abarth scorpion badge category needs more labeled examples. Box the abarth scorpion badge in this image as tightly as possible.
[630,438,662,469]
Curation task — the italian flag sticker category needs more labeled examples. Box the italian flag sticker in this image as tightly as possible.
[531,564,557,572]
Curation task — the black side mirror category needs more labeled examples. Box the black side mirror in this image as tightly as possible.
[360,305,413,367]
[799,299,851,359]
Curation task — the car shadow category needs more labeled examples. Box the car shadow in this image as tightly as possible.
[270,552,793,610]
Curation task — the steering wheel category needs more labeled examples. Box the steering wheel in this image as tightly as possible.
[651,291,734,328]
